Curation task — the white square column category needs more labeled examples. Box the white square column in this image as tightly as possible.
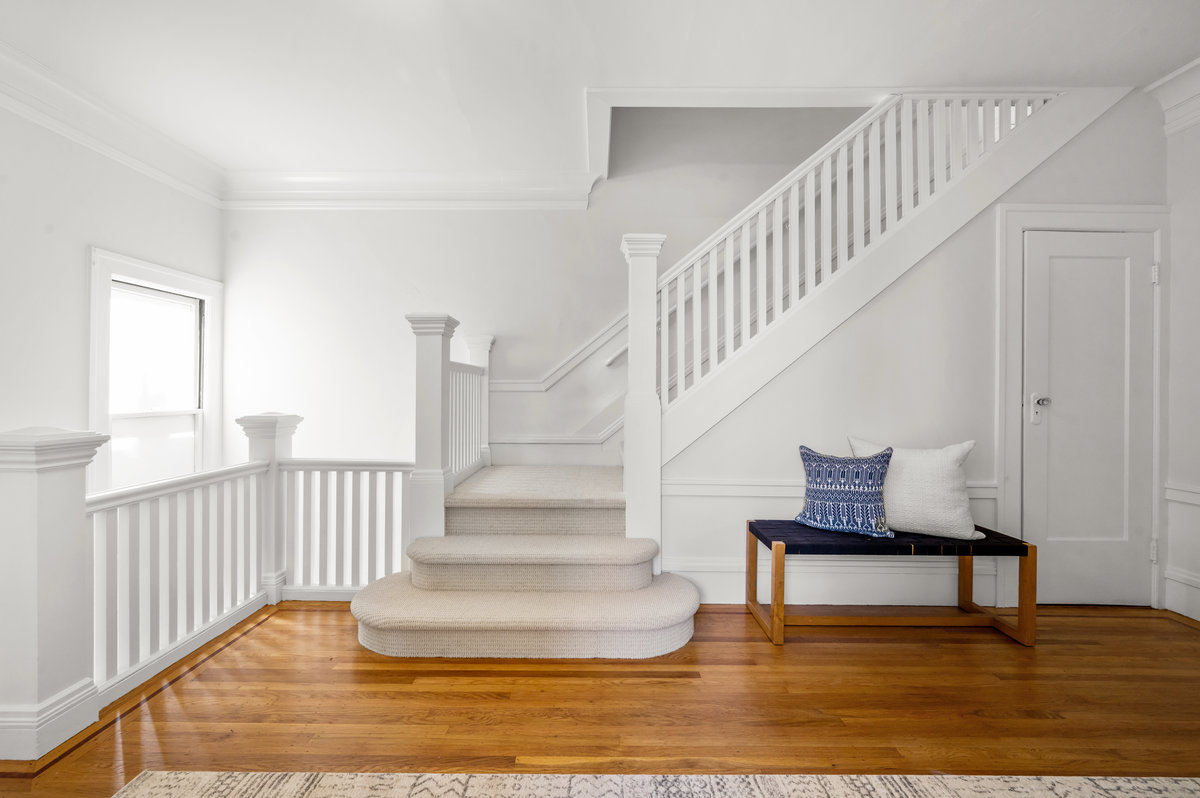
[0,428,108,760]
[407,313,459,547]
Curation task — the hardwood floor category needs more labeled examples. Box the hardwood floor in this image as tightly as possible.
[4,602,1200,796]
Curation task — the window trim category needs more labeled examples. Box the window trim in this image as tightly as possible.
[89,248,224,492]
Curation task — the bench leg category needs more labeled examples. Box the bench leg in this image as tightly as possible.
[745,527,775,643]
[770,541,786,645]
[957,555,974,611]
[1016,545,1037,646]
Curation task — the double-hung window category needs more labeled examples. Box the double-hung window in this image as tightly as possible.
[90,249,223,491]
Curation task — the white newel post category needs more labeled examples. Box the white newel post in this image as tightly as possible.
[0,428,108,760]
[235,413,303,604]
[407,313,459,545]
[465,334,495,467]
[621,234,666,572]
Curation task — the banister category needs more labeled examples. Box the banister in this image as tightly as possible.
[656,94,902,288]
[277,458,415,473]
[85,460,270,513]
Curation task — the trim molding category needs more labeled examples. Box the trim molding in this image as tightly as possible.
[0,41,223,205]
[1146,56,1200,135]
[1166,567,1200,591]
[1165,483,1200,506]
[491,417,624,446]
[280,586,362,602]
[222,171,602,211]
[0,679,97,761]
[662,479,999,499]
[995,203,1170,607]
[95,593,267,707]
[490,314,629,392]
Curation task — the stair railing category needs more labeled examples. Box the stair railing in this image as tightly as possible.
[407,314,494,540]
[652,92,1058,408]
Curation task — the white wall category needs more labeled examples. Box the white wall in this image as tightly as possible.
[662,92,1167,604]
[0,109,223,436]
[1165,122,1200,619]
[223,108,865,461]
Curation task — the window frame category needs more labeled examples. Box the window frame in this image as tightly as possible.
[89,248,224,492]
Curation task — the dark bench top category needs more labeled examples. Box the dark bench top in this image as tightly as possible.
[748,520,1029,557]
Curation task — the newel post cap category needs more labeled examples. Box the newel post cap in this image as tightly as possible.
[406,313,460,337]
[235,413,304,438]
[621,234,667,261]
[0,427,109,471]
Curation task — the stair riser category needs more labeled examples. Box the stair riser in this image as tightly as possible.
[411,562,652,592]
[358,618,694,659]
[446,507,625,536]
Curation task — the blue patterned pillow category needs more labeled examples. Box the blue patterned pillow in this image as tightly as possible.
[797,445,893,537]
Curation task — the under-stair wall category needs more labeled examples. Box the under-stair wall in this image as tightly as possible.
[657,91,1167,605]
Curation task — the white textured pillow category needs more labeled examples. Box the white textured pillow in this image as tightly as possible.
[847,437,982,540]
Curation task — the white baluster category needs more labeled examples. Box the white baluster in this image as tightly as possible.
[720,238,733,358]
[932,100,947,193]
[821,157,833,277]
[788,183,800,307]
[884,104,898,233]
[706,248,718,374]
[900,99,914,218]
[691,262,702,384]
[836,148,849,270]
[804,172,816,293]
[771,197,784,318]
[146,498,160,659]
[739,221,752,349]
[756,210,767,334]
[917,99,931,205]
[867,120,882,245]
[676,271,686,391]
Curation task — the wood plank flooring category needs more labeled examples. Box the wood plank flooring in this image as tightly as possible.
[3,602,1200,796]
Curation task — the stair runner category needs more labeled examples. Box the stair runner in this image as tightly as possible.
[351,466,701,658]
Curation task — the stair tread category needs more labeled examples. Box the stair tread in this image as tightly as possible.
[352,573,699,631]
[408,534,658,565]
[446,466,624,509]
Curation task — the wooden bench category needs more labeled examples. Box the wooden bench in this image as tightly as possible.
[745,520,1037,645]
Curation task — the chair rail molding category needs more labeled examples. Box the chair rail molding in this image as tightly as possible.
[1146,56,1200,135]
[489,313,630,393]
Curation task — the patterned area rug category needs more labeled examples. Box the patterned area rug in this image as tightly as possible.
[112,772,1200,797]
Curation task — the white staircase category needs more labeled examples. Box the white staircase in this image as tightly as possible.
[355,88,1132,660]
[352,466,700,658]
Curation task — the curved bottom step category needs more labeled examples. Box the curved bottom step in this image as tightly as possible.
[352,573,699,659]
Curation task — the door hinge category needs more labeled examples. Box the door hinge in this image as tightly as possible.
[1152,262,1161,285]
[1150,540,1159,564]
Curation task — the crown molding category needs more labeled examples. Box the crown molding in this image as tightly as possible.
[0,40,224,205]
[220,171,602,210]
[1146,56,1200,135]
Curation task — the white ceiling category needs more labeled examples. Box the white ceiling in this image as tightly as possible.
[1,0,1197,178]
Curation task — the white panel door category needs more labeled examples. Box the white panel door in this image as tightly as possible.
[1023,230,1155,605]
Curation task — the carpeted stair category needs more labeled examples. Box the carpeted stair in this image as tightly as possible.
[352,466,700,658]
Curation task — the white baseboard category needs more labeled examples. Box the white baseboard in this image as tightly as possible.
[1165,567,1200,622]
[96,593,269,708]
[280,585,362,601]
[0,678,97,760]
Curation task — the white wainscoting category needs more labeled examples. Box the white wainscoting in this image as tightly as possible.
[661,479,1000,606]
[1165,483,1200,620]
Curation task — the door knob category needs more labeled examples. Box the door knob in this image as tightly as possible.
[1036,396,1052,406]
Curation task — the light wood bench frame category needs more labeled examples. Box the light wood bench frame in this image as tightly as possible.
[745,521,1037,646]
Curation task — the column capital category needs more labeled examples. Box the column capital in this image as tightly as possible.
[620,234,667,262]
[0,428,108,472]
[406,313,460,337]
[235,413,304,439]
